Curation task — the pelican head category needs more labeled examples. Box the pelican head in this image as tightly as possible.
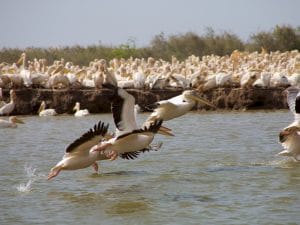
[182,90,216,108]
[10,116,25,124]
[279,126,300,143]
[73,102,80,112]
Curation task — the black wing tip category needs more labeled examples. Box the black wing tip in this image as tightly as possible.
[145,102,160,111]
[65,120,109,153]
[143,119,163,133]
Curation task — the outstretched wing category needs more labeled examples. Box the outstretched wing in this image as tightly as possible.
[285,87,300,122]
[65,121,109,153]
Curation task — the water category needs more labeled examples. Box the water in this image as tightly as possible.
[1,111,300,225]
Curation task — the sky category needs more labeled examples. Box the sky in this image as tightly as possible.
[1,0,300,48]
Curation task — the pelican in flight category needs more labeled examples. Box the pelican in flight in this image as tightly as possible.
[0,116,24,128]
[48,121,110,180]
[144,90,216,134]
[91,85,165,160]
[278,87,300,161]
[0,89,16,116]
[38,101,57,116]
[73,102,90,117]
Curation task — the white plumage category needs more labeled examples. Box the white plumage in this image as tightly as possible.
[0,116,24,128]
[278,87,300,161]
[73,102,90,117]
[0,89,16,116]
[38,101,57,116]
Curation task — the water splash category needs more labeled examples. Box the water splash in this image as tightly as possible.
[16,164,39,193]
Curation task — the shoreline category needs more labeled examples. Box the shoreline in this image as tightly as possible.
[1,87,287,115]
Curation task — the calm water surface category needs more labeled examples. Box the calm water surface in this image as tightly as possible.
[1,111,300,225]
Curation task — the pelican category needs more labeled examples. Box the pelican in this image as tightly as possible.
[0,116,24,128]
[143,90,216,134]
[47,121,110,180]
[0,89,16,116]
[91,85,165,160]
[278,87,300,160]
[73,102,90,117]
[0,88,6,108]
[38,101,57,116]
[48,119,162,180]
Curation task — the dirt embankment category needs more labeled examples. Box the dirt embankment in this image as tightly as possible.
[1,88,287,115]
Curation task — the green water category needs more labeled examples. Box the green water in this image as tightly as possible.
[1,111,300,225]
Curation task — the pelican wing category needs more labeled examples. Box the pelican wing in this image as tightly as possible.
[65,121,109,153]
[118,120,163,159]
[112,88,138,136]
[286,87,300,122]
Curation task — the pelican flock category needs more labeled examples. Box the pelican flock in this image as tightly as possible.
[1,50,300,181]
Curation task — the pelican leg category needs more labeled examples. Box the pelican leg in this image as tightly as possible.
[107,150,118,161]
[47,167,62,180]
[92,162,99,172]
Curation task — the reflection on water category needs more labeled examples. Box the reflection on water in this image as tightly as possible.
[1,111,300,224]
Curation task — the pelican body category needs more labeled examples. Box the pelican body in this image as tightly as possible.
[0,116,24,128]
[0,89,16,116]
[48,121,110,180]
[278,87,300,161]
[73,102,90,117]
[145,90,215,121]
[92,85,164,160]
[38,101,57,116]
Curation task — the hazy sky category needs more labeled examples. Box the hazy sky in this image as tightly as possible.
[1,0,299,48]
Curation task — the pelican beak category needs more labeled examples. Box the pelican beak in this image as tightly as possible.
[15,117,25,124]
[158,126,174,136]
[190,92,216,109]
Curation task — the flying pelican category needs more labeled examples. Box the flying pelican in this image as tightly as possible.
[47,121,110,180]
[143,90,216,134]
[47,120,162,180]
[73,102,90,117]
[91,85,165,160]
[0,89,16,116]
[38,101,57,116]
[0,116,24,128]
[278,87,300,160]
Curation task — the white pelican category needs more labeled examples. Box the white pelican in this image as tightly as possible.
[73,102,90,117]
[0,89,16,116]
[0,88,6,108]
[0,116,24,128]
[91,85,165,160]
[278,87,300,160]
[38,101,57,116]
[144,90,215,134]
[47,121,110,180]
